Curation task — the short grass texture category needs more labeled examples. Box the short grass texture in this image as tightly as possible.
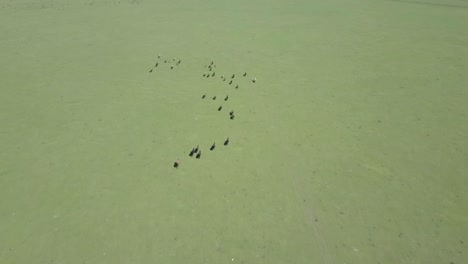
[1,0,467,263]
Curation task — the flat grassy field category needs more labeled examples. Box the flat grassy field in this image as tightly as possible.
[1,0,467,263]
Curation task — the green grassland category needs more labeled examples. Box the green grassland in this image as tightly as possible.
[1,0,467,263]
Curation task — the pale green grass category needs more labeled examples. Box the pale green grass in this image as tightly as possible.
[1,0,467,263]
